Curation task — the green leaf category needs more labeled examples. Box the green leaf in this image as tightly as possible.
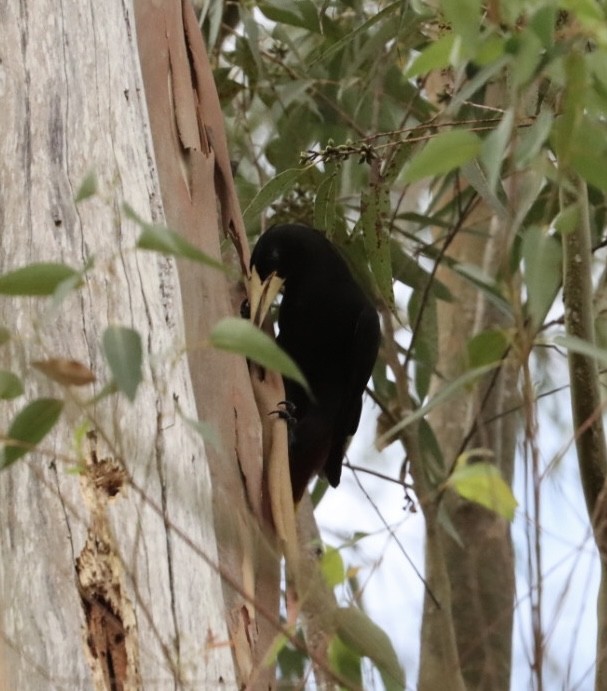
[390,241,452,301]
[243,168,309,227]
[277,643,306,684]
[461,160,509,221]
[405,33,456,78]
[258,0,320,32]
[481,108,514,193]
[261,633,290,669]
[446,453,518,520]
[530,5,556,48]
[310,476,330,506]
[361,183,394,310]
[313,168,338,237]
[51,271,88,311]
[553,334,607,365]
[309,2,404,67]
[1,398,63,468]
[514,109,553,169]
[403,130,482,183]
[209,318,312,397]
[0,263,81,296]
[442,0,481,45]
[328,635,362,689]
[509,30,543,89]
[321,546,346,588]
[553,203,580,236]
[124,203,228,272]
[466,329,510,369]
[180,412,222,452]
[0,371,24,400]
[378,362,498,446]
[102,326,143,402]
[74,171,98,202]
[0,327,10,346]
[522,227,562,330]
[136,224,227,272]
[333,607,405,691]
[453,262,512,317]
[408,289,438,401]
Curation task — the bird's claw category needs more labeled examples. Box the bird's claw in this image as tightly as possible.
[269,400,297,424]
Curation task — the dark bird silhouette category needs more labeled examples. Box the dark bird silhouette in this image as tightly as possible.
[249,224,381,502]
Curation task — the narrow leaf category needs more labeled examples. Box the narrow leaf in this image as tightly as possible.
[0,263,81,296]
[408,289,438,401]
[334,607,405,691]
[481,108,514,193]
[136,224,227,272]
[378,363,498,446]
[0,371,24,400]
[361,184,394,310]
[522,227,562,330]
[390,242,452,301]
[74,171,98,202]
[328,635,362,689]
[466,329,510,368]
[403,130,481,183]
[313,168,338,237]
[243,168,308,226]
[442,0,481,44]
[258,0,320,32]
[209,318,311,396]
[461,160,509,221]
[102,326,143,401]
[553,334,607,365]
[405,33,456,78]
[1,398,63,467]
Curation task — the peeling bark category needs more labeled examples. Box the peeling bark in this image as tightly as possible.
[134,1,282,685]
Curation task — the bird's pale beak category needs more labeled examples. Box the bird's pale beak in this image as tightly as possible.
[249,266,285,326]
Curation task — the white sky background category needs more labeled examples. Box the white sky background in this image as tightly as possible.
[315,362,600,690]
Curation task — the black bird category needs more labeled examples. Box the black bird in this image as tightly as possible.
[249,224,381,502]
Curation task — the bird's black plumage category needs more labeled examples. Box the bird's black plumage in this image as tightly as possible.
[249,224,380,502]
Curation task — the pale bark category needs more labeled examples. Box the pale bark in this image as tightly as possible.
[425,216,517,691]
[0,1,235,688]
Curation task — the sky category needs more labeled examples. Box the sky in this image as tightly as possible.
[315,372,600,690]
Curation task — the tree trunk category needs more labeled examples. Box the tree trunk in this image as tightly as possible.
[133,2,282,685]
[424,216,517,691]
[0,1,236,687]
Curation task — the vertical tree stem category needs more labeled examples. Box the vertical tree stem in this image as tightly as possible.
[562,177,607,691]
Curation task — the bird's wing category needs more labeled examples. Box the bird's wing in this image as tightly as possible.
[324,304,381,487]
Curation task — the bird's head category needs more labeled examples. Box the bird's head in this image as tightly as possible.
[248,224,308,326]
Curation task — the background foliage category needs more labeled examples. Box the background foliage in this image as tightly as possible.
[198,0,607,688]
[2,0,607,688]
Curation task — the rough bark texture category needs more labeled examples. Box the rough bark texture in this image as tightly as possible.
[0,1,234,688]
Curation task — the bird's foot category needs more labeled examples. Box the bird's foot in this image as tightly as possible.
[269,400,297,424]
